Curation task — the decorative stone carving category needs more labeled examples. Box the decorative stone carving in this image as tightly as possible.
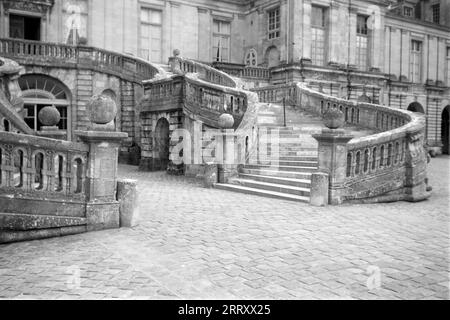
[86,94,117,125]
[2,0,55,14]
[323,108,345,129]
[218,113,234,129]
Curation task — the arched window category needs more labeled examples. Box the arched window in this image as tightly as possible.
[19,74,71,135]
[3,119,10,132]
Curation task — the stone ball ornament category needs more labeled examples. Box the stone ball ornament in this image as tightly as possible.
[173,49,180,57]
[38,106,61,126]
[87,94,117,124]
[218,113,234,129]
[323,107,345,129]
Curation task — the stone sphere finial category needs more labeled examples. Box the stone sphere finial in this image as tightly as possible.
[173,49,180,57]
[87,94,117,125]
[218,113,234,129]
[38,106,61,127]
[323,107,344,129]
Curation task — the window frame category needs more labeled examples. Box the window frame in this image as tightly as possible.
[139,6,163,63]
[431,4,440,24]
[403,6,414,17]
[446,46,450,86]
[212,19,231,63]
[311,5,327,66]
[410,40,423,83]
[267,7,280,40]
[356,15,369,71]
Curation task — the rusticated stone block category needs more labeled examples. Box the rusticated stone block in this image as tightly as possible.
[117,179,139,228]
[86,202,120,231]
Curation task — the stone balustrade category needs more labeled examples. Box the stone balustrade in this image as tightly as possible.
[169,52,237,88]
[0,38,161,82]
[212,62,271,80]
[0,131,88,200]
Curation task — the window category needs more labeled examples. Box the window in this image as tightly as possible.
[311,6,326,66]
[9,14,41,41]
[432,4,440,24]
[403,6,413,17]
[446,47,450,86]
[64,0,88,45]
[410,40,422,83]
[212,20,231,62]
[18,75,70,132]
[267,8,280,39]
[140,8,162,63]
[356,15,368,71]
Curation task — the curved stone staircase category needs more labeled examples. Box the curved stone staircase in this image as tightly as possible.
[215,102,376,202]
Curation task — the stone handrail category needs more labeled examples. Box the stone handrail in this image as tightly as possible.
[169,54,237,88]
[0,38,164,82]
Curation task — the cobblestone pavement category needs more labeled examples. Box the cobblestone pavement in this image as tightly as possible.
[0,157,449,300]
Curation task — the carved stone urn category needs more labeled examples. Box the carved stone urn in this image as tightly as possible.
[87,94,117,125]
[218,113,234,129]
[323,107,345,129]
[38,105,61,127]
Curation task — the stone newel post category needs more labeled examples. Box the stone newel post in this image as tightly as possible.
[312,108,353,205]
[76,94,127,231]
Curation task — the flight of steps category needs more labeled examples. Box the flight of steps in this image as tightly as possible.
[215,103,323,203]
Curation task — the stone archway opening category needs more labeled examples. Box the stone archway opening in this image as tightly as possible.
[442,106,450,155]
[407,102,425,113]
[154,117,170,171]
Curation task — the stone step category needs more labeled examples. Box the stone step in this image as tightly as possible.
[0,212,87,231]
[238,173,311,188]
[214,184,310,203]
[244,164,318,173]
[240,167,313,180]
[229,178,310,197]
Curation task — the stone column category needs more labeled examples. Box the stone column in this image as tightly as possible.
[312,128,353,205]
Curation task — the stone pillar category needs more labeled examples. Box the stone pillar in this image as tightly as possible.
[76,130,128,231]
[168,49,183,75]
[312,129,353,205]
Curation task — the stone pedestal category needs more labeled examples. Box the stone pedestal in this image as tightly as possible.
[75,130,128,231]
[38,126,66,140]
[312,129,353,205]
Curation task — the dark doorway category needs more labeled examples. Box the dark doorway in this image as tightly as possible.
[154,118,170,170]
[9,14,41,41]
[407,102,425,113]
[442,106,449,155]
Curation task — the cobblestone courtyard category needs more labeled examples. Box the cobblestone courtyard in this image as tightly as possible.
[0,157,449,300]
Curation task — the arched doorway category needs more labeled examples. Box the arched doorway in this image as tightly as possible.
[18,74,71,138]
[154,117,170,170]
[265,46,280,68]
[407,102,424,113]
[442,106,450,155]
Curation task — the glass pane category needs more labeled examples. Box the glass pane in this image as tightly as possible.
[141,9,149,23]
[213,20,220,33]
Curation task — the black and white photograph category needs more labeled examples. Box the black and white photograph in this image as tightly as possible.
[0,0,449,304]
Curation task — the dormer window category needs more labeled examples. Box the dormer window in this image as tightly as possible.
[403,6,413,17]
[432,4,440,24]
